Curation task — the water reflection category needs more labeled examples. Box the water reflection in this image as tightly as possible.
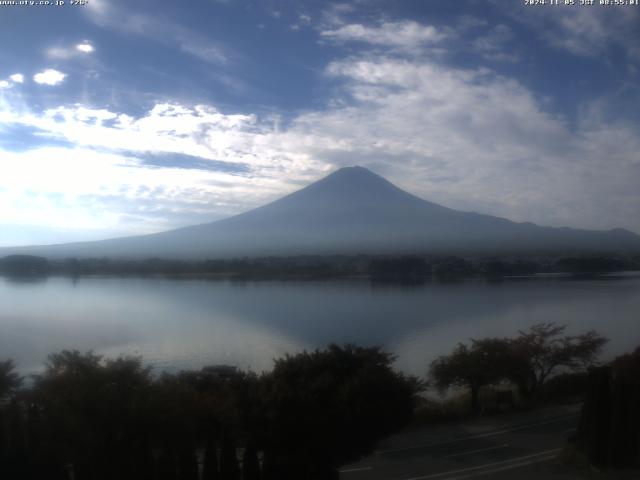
[0,274,638,376]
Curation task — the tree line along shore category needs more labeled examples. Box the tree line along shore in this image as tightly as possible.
[1,253,639,279]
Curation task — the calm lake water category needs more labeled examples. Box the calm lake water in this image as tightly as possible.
[1,274,639,377]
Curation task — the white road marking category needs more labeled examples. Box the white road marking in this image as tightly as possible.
[444,453,559,479]
[444,443,508,458]
[339,466,373,473]
[401,448,562,480]
[377,414,578,454]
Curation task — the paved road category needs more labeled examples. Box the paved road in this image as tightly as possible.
[340,405,584,480]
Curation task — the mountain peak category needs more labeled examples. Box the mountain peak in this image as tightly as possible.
[332,165,374,174]
[309,165,400,196]
[224,164,433,227]
[326,165,382,180]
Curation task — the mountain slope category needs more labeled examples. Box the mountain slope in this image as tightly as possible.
[3,166,640,258]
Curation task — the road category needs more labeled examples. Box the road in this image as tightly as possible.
[339,405,584,480]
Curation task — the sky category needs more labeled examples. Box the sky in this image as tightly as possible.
[0,0,639,247]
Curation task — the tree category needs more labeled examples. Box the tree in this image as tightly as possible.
[576,346,640,468]
[201,438,220,480]
[241,441,260,480]
[219,436,240,480]
[430,324,608,408]
[261,344,421,479]
[508,323,608,398]
[0,361,26,480]
[0,254,49,276]
[0,359,22,399]
[369,256,429,279]
[429,338,513,412]
[32,351,154,480]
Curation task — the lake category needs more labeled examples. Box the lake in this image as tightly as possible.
[1,274,639,377]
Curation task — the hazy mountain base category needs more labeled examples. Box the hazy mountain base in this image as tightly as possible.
[2,167,639,260]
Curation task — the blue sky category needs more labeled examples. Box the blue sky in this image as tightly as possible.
[0,0,639,246]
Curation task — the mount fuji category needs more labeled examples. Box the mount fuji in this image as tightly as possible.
[3,166,639,259]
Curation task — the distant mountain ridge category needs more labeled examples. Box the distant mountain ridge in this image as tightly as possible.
[2,166,640,259]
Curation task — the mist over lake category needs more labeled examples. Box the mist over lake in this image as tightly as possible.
[2,274,639,376]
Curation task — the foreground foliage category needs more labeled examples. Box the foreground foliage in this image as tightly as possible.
[0,345,421,480]
[262,345,420,478]
[429,323,607,411]
[575,347,640,469]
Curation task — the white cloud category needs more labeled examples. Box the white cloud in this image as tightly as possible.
[0,100,327,239]
[498,3,640,64]
[47,42,95,59]
[9,73,24,83]
[2,16,639,239]
[179,40,227,64]
[83,1,228,65]
[291,13,312,31]
[320,3,355,29]
[76,42,95,53]
[321,21,447,51]
[456,15,488,31]
[0,80,10,89]
[84,0,109,19]
[472,25,519,63]
[3,52,640,236]
[30,104,266,165]
[0,146,259,234]
[542,8,622,58]
[46,46,76,60]
[33,69,67,86]
[0,144,320,243]
[278,57,640,233]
